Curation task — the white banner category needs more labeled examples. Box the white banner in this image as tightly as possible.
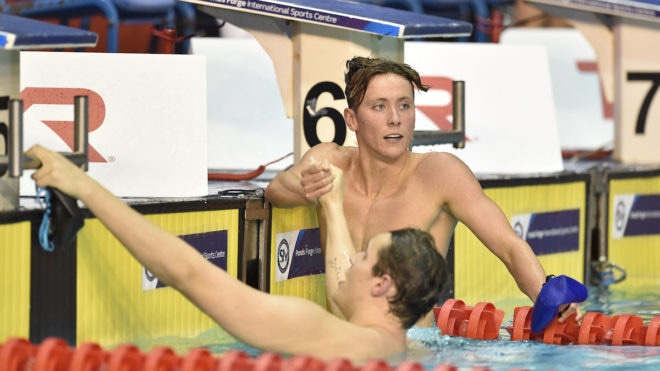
[192,37,293,171]
[19,51,208,197]
[191,36,565,175]
[500,28,614,153]
[405,41,564,175]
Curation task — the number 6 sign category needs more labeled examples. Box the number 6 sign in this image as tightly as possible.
[291,23,401,161]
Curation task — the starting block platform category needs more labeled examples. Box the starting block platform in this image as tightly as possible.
[185,0,472,38]
[1,14,98,211]
[526,0,660,165]
[185,0,473,161]
[0,13,98,50]
[528,0,660,23]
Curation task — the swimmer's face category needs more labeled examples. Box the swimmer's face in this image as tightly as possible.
[334,232,392,315]
[345,73,416,159]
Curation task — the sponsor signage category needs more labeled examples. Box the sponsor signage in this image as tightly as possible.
[275,227,323,282]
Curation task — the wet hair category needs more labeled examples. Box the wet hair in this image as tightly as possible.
[372,228,448,329]
[344,56,430,110]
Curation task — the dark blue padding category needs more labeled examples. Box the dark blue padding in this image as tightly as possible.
[0,0,196,53]
[112,0,176,12]
[0,13,98,49]
[352,0,425,13]
[527,0,660,21]
[186,0,473,38]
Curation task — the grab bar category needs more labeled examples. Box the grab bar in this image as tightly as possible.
[412,80,465,148]
[0,95,89,176]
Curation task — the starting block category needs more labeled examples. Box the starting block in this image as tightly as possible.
[184,0,472,162]
[0,13,97,50]
[0,13,97,211]
[526,0,660,164]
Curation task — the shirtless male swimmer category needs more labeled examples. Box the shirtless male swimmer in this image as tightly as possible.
[27,144,448,361]
[265,56,582,324]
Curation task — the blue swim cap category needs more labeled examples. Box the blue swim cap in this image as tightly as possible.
[531,275,588,333]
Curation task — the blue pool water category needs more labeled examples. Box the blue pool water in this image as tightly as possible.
[406,328,660,370]
[128,285,660,370]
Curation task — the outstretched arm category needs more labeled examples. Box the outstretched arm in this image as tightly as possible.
[317,162,355,317]
[436,153,582,322]
[24,145,378,360]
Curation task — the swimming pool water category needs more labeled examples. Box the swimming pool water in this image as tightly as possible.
[126,284,660,370]
[406,326,660,370]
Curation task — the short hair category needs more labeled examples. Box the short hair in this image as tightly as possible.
[344,56,429,110]
[372,228,448,329]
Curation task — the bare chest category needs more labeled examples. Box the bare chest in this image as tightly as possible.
[343,186,443,251]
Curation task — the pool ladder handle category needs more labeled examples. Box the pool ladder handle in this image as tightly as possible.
[0,96,89,177]
[0,97,89,251]
[412,80,466,149]
[593,257,627,287]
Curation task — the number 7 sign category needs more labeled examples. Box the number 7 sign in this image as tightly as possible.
[615,19,660,164]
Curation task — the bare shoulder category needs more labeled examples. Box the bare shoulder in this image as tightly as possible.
[415,151,474,176]
[305,142,356,168]
[414,152,487,207]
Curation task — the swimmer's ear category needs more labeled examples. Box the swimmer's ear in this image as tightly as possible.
[371,274,394,297]
[344,107,358,131]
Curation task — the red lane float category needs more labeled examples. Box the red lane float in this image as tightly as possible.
[33,337,71,371]
[467,302,505,340]
[144,346,180,370]
[69,342,107,371]
[324,358,357,371]
[607,314,646,346]
[433,299,504,340]
[506,306,541,342]
[286,354,326,371]
[394,361,425,371]
[577,312,611,345]
[253,352,283,371]
[181,348,215,371]
[646,316,660,346]
[432,300,660,346]
[0,337,34,371]
[107,343,143,370]
[361,359,393,371]
[0,336,491,371]
[541,313,581,345]
[5,298,659,371]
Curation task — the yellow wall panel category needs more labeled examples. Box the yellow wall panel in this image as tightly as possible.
[76,209,240,347]
[608,174,660,291]
[454,181,587,315]
[0,221,31,340]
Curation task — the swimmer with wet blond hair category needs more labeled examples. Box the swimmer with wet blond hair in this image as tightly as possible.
[266,56,582,325]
